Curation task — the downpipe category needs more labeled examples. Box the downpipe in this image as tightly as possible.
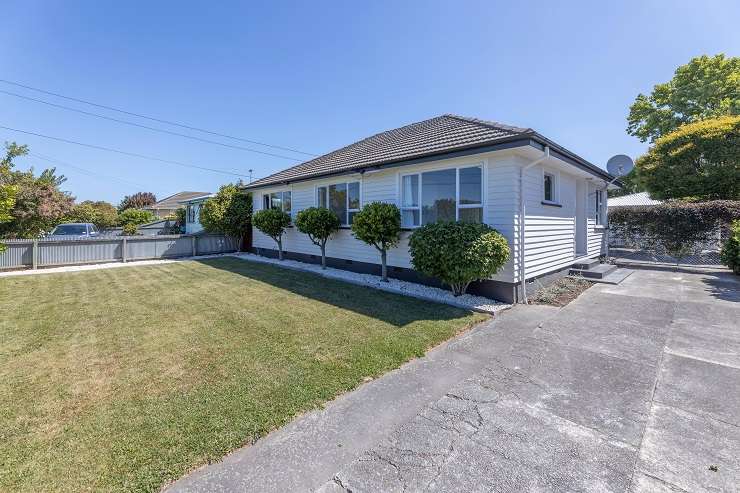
[518,146,550,304]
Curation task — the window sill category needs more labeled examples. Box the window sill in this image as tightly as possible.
[541,201,562,208]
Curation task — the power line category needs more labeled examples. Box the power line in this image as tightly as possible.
[0,89,303,162]
[28,151,148,189]
[0,124,249,178]
[0,79,318,157]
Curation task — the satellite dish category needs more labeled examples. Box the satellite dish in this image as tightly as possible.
[606,154,634,177]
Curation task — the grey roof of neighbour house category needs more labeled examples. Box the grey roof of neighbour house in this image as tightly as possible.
[608,191,662,208]
[145,191,211,210]
[245,114,615,189]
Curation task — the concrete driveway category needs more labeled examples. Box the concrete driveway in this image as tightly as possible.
[168,269,740,493]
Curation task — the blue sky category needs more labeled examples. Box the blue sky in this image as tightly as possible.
[2,0,738,203]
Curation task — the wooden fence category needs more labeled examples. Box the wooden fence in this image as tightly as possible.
[0,234,239,270]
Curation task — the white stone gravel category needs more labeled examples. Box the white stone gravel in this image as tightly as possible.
[230,253,511,314]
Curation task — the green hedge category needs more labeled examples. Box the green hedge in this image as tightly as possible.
[609,200,740,261]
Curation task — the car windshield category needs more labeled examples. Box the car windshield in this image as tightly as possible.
[52,224,87,235]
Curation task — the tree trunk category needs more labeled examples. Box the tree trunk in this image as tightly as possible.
[277,238,283,260]
[380,249,388,282]
[320,243,327,269]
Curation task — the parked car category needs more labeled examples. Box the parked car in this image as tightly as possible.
[46,223,100,239]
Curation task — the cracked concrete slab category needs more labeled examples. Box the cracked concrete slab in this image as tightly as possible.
[168,269,740,493]
[471,336,655,445]
[636,404,740,492]
[655,353,740,426]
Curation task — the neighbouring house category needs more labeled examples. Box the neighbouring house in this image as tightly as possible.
[244,115,619,302]
[608,191,662,209]
[143,191,211,218]
[181,194,214,234]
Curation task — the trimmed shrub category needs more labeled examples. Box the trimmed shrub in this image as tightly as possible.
[351,202,401,281]
[408,221,510,296]
[721,220,740,274]
[121,222,139,236]
[253,208,291,260]
[609,200,740,266]
[118,208,155,231]
[295,207,340,269]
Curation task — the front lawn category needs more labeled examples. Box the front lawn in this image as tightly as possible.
[0,257,485,492]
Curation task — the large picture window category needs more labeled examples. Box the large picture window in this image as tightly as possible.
[317,181,360,225]
[263,191,291,213]
[401,165,483,227]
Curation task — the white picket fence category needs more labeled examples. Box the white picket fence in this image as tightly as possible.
[0,234,239,270]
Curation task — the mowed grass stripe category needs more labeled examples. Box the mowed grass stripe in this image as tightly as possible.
[0,257,486,492]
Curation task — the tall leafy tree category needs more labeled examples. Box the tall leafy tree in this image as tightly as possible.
[0,143,74,239]
[627,54,740,143]
[200,184,252,239]
[64,201,119,229]
[118,192,156,212]
[636,116,739,200]
[0,143,23,252]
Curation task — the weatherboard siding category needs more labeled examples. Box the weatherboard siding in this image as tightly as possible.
[521,163,581,278]
[251,149,607,286]
[252,152,521,283]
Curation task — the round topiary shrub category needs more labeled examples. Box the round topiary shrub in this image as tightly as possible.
[295,207,341,269]
[408,221,510,296]
[350,202,401,281]
[253,208,292,260]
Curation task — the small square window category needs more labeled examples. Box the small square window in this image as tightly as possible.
[544,173,555,202]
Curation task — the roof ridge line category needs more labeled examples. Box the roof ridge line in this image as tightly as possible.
[442,114,534,134]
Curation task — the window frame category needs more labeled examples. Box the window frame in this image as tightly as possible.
[542,170,559,204]
[400,163,484,228]
[594,189,603,225]
[315,180,361,226]
[262,190,292,214]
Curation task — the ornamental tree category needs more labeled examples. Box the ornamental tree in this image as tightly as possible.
[627,54,740,143]
[118,192,156,212]
[200,184,252,241]
[253,208,291,260]
[350,202,401,281]
[295,207,340,269]
[409,221,510,296]
[0,158,74,238]
[636,116,739,200]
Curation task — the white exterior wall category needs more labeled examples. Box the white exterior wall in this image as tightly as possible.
[252,149,608,284]
[185,202,205,234]
[587,182,607,256]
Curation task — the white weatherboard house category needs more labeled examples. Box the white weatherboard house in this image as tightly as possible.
[181,194,214,234]
[244,115,619,303]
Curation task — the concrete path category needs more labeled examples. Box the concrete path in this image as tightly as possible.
[168,269,740,493]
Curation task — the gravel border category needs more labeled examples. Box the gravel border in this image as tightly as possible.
[230,253,511,314]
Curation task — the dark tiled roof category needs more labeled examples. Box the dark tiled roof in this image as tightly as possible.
[146,191,211,210]
[246,115,534,188]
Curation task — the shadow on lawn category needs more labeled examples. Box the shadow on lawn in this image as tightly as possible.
[194,257,472,327]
